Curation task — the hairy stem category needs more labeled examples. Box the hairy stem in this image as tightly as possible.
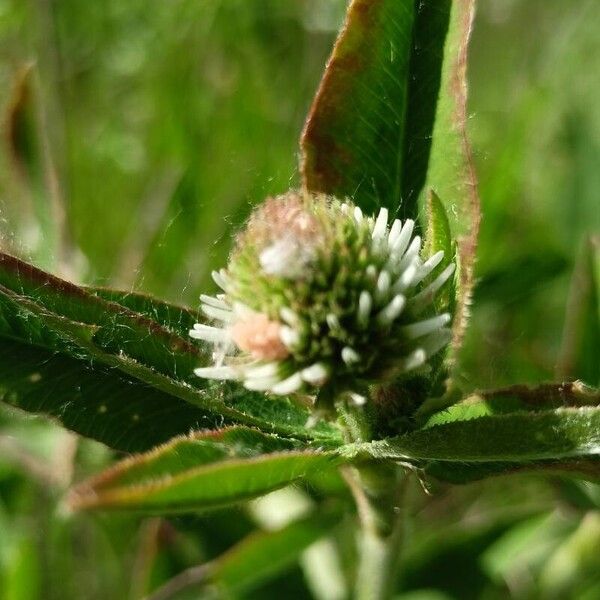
[356,514,404,600]
[344,464,408,600]
[338,390,415,599]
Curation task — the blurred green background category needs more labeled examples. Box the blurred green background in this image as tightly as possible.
[0,1,598,598]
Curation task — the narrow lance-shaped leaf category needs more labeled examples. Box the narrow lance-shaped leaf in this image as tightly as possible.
[91,287,200,340]
[0,284,246,431]
[0,252,202,378]
[342,405,600,489]
[418,384,600,484]
[421,189,456,380]
[210,509,340,597]
[345,407,600,463]
[301,0,452,218]
[423,0,480,359]
[68,427,341,513]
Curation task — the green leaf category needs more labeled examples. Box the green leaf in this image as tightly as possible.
[0,338,223,453]
[154,509,341,599]
[211,510,339,595]
[92,289,342,442]
[300,0,479,369]
[68,427,340,512]
[91,287,200,341]
[422,189,456,378]
[480,512,573,585]
[539,512,600,596]
[0,282,239,432]
[383,401,600,482]
[423,0,480,360]
[0,252,342,445]
[345,407,600,463]
[301,0,452,218]
[398,507,542,598]
[0,252,202,379]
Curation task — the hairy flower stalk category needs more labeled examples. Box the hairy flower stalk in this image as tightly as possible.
[190,191,455,407]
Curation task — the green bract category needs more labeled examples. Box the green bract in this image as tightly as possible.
[191,191,456,406]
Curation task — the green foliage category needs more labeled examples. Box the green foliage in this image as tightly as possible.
[0,0,599,598]
[69,430,338,513]
[0,251,340,446]
[68,402,600,513]
[0,338,220,453]
[422,190,456,347]
[301,0,451,219]
[357,407,600,467]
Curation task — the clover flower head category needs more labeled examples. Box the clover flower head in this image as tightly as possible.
[190,191,455,402]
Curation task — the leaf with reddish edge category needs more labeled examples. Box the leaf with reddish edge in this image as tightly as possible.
[0,251,202,379]
[0,252,342,444]
[422,381,600,428]
[75,427,304,490]
[91,287,200,341]
[417,394,600,481]
[300,0,479,373]
[423,0,480,364]
[67,427,341,513]
[301,0,452,218]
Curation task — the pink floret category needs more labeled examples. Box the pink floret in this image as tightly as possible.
[230,314,290,361]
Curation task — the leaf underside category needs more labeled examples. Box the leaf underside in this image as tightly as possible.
[423,0,480,357]
[425,457,600,485]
